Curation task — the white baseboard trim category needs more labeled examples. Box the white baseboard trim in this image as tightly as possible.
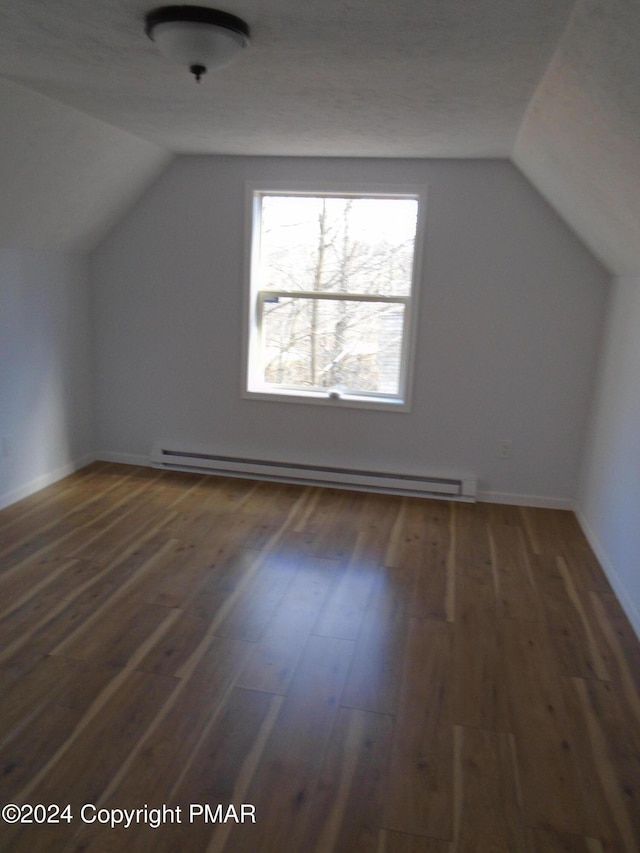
[477,491,574,510]
[1,451,576,517]
[0,453,96,511]
[94,451,151,467]
[575,506,640,641]
[92,461,572,510]
[89,455,580,511]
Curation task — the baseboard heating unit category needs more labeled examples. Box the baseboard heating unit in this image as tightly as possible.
[150,446,477,502]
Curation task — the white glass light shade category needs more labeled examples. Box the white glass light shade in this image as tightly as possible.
[151,19,246,71]
[145,7,250,79]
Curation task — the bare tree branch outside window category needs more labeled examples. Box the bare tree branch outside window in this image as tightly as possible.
[251,193,419,401]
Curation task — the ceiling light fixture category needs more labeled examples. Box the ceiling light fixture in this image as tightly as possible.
[145,5,250,82]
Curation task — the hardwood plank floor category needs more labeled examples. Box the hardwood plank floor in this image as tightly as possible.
[0,462,639,852]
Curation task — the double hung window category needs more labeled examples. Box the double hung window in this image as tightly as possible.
[245,186,424,410]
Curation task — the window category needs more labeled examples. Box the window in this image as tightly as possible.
[244,185,424,410]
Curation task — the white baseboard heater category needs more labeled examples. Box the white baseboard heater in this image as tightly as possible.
[150,446,477,502]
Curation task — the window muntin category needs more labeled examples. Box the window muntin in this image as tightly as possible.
[246,190,422,409]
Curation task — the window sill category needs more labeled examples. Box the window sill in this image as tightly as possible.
[243,387,411,413]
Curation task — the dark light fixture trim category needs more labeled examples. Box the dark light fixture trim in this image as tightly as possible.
[144,6,250,42]
[145,5,250,81]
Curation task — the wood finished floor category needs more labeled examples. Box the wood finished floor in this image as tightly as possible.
[0,463,639,852]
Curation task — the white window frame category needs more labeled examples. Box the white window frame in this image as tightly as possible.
[242,181,426,412]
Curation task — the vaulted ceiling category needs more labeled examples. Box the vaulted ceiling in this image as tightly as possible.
[0,0,638,274]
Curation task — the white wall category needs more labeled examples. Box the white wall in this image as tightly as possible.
[578,276,640,636]
[0,249,93,509]
[91,156,608,505]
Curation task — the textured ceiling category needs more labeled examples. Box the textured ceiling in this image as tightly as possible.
[0,76,170,253]
[0,0,639,274]
[0,0,575,157]
[514,0,640,276]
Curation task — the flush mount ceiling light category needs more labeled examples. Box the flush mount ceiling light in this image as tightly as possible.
[145,5,250,82]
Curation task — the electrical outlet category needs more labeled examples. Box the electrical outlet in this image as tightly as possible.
[499,439,513,459]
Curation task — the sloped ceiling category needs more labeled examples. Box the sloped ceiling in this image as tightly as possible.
[0,0,638,273]
[0,77,171,253]
[514,0,640,276]
[0,0,574,157]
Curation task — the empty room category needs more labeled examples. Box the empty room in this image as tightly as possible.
[1,0,639,850]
